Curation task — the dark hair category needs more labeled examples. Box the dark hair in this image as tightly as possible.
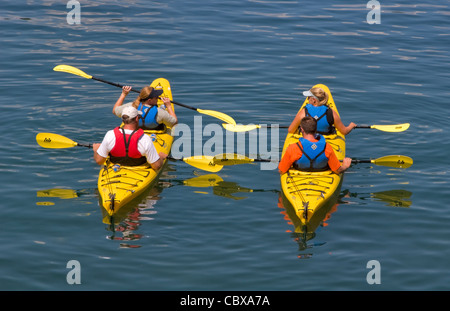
[300,116,317,134]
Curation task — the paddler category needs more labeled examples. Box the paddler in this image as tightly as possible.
[113,86,178,130]
[278,117,352,174]
[93,106,167,170]
[288,87,356,135]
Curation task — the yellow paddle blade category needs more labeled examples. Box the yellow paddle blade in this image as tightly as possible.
[183,174,224,187]
[371,189,412,208]
[37,188,78,199]
[222,123,261,132]
[53,65,92,79]
[182,155,224,172]
[372,155,413,168]
[371,123,410,132]
[36,133,77,149]
[197,109,236,125]
[213,153,255,166]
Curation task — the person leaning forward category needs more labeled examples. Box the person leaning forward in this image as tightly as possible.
[279,116,352,175]
[93,106,167,170]
[113,85,177,130]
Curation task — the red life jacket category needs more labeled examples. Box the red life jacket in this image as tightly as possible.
[109,127,147,166]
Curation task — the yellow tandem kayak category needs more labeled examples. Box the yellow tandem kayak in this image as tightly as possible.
[280,84,345,225]
[98,78,174,215]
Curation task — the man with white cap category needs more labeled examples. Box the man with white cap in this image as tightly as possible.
[93,106,167,170]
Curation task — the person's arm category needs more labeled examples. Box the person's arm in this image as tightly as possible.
[337,158,352,174]
[156,99,178,127]
[93,131,115,165]
[93,143,107,165]
[288,109,305,134]
[332,110,356,135]
[335,157,352,174]
[160,97,178,126]
[149,152,168,171]
[112,86,132,115]
[325,144,352,174]
[139,136,167,170]
[278,144,302,174]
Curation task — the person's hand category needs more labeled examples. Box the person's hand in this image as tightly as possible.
[161,97,171,107]
[122,86,132,96]
[342,157,352,170]
[158,152,168,160]
[93,143,101,152]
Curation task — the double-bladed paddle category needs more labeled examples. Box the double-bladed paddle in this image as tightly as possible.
[35,133,229,172]
[351,155,413,168]
[36,133,413,172]
[53,64,236,125]
[173,153,414,172]
[179,153,272,172]
[222,123,410,133]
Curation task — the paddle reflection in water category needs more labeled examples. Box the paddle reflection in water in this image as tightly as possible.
[36,188,95,199]
[35,178,170,248]
[180,173,279,200]
[346,189,413,208]
[278,187,413,259]
[36,188,96,206]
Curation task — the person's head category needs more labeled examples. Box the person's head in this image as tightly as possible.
[300,116,317,135]
[132,86,163,107]
[121,106,141,125]
[303,87,328,106]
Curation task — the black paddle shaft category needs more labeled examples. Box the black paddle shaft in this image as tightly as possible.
[91,76,197,111]
[77,143,93,149]
[92,76,127,91]
[351,159,371,164]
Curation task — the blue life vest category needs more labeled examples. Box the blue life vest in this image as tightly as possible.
[294,135,329,171]
[137,104,159,129]
[304,104,334,134]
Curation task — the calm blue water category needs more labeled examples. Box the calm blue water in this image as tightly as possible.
[1,0,449,293]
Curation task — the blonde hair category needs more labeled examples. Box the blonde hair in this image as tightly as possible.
[132,86,155,108]
[310,87,329,106]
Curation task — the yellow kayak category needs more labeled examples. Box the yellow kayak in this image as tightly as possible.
[98,78,174,215]
[280,84,345,225]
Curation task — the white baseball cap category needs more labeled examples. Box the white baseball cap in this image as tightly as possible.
[303,90,319,100]
[121,106,142,119]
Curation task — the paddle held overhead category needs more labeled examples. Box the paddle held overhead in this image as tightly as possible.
[53,65,236,125]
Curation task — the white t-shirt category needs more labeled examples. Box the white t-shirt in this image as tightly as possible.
[97,128,160,164]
